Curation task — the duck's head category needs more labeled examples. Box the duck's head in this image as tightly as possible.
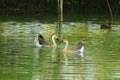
[52,34,58,38]
[59,39,68,43]
[63,39,68,43]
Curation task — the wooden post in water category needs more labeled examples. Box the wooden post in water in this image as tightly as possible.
[57,0,63,39]
[106,0,113,23]
[114,0,120,19]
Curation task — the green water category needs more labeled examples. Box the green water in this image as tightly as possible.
[0,21,120,80]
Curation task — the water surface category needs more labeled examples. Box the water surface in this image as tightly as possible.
[0,21,120,80]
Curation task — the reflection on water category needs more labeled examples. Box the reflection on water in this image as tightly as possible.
[0,21,120,80]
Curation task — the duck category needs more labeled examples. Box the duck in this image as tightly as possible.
[63,39,84,57]
[100,23,112,30]
[34,33,58,48]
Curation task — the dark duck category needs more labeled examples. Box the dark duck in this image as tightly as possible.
[34,33,58,48]
[100,23,112,30]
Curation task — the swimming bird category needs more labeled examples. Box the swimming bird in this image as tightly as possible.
[63,40,84,57]
[100,23,112,30]
[34,33,58,48]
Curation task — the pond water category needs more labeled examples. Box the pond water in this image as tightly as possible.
[0,21,120,80]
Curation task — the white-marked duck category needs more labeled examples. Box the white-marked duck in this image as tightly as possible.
[63,40,84,57]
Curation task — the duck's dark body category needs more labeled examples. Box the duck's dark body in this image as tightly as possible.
[38,34,50,47]
[71,42,84,52]
[100,23,112,30]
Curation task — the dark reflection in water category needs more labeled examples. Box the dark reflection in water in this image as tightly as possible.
[0,21,120,80]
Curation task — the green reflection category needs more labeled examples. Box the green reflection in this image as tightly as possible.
[0,21,120,80]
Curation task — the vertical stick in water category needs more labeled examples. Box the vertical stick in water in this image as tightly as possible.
[57,0,63,39]
[114,0,120,20]
[106,0,113,23]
